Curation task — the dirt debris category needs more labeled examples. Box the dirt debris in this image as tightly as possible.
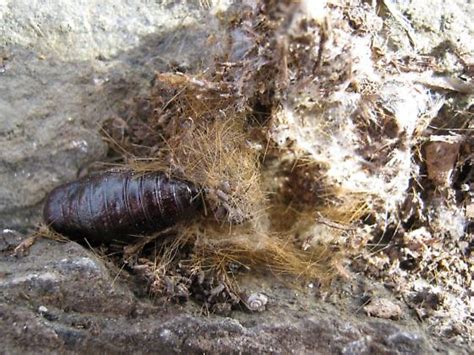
[93,1,474,347]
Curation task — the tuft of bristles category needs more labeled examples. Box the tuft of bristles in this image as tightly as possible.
[129,72,266,224]
[185,224,337,283]
[128,220,340,309]
[98,0,350,308]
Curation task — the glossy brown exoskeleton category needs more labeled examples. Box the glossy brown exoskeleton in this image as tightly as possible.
[43,171,202,243]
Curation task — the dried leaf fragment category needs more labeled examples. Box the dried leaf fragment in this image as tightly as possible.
[424,137,461,187]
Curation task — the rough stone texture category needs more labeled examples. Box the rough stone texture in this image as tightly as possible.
[1,232,461,354]
[0,49,107,230]
[0,1,471,353]
[0,0,226,231]
[389,0,473,57]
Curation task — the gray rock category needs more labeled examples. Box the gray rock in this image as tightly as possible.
[0,48,107,231]
[1,232,468,354]
[0,1,471,354]
[0,1,226,231]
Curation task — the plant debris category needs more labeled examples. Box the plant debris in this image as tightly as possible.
[80,0,471,345]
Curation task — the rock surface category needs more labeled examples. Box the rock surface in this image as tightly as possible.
[1,232,461,354]
[0,1,471,353]
[0,0,225,231]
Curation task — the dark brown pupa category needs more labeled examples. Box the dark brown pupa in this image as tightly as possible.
[43,170,202,243]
